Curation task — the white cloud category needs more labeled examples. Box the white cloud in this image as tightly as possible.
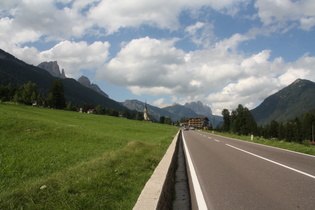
[6,40,110,79]
[255,0,315,31]
[152,98,165,107]
[278,68,311,86]
[0,17,41,48]
[185,22,215,48]
[14,0,89,40]
[87,0,249,34]
[1,0,314,117]
[38,40,110,78]
[277,55,315,86]
[98,34,315,115]
[97,37,186,89]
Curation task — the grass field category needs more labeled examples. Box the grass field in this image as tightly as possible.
[207,131,315,156]
[0,103,178,209]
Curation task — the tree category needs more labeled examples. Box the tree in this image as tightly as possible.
[122,109,131,119]
[165,117,172,125]
[228,104,257,135]
[160,116,165,124]
[47,80,66,109]
[0,84,15,102]
[66,102,77,111]
[13,82,37,105]
[269,120,279,139]
[301,112,315,141]
[109,109,119,117]
[135,112,144,121]
[180,117,188,123]
[221,109,230,132]
[95,105,104,114]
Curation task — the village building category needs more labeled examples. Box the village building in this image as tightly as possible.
[87,109,96,114]
[188,117,209,129]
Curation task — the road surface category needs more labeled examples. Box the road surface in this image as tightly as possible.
[182,130,315,210]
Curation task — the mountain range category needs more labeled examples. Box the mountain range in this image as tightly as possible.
[0,49,126,111]
[1,48,315,126]
[122,100,222,126]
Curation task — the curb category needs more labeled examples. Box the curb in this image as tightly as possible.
[133,130,180,210]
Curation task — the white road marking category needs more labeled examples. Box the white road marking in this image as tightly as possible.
[208,137,211,139]
[215,139,220,142]
[182,133,208,210]
[214,134,315,158]
[226,144,315,180]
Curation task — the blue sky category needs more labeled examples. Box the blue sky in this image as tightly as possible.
[1,0,315,114]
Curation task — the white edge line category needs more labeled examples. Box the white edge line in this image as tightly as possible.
[210,133,315,158]
[182,132,208,210]
[226,144,315,180]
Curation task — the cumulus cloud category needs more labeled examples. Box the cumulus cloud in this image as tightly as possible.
[0,17,41,48]
[97,35,315,115]
[88,0,249,34]
[97,37,186,88]
[1,0,314,116]
[7,40,110,79]
[37,40,111,78]
[255,0,315,31]
[0,0,252,44]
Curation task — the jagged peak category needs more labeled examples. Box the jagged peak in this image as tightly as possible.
[77,75,109,98]
[37,61,66,79]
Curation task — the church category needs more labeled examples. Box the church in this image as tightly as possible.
[143,102,152,122]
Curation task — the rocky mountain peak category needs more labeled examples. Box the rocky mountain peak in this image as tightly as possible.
[184,101,212,117]
[77,75,109,98]
[37,61,66,79]
[77,76,90,86]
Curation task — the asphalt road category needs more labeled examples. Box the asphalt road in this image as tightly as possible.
[182,130,315,210]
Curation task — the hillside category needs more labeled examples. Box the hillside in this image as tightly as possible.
[251,79,315,125]
[78,75,109,98]
[0,103,178,209]
[0,49,126,111]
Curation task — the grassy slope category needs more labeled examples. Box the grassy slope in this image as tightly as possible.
[0,103,178,209]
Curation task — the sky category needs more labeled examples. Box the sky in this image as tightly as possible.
[1,0,315,115]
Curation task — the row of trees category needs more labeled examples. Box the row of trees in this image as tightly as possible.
[221,104,257,136]
[257,111,315,143]
[221,104,315,144]
[0,81,146,121]
[0,81,66,109]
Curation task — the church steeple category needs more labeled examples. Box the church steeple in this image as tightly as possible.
[143,101,151,121]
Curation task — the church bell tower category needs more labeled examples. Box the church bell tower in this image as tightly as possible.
[143,102,151,121]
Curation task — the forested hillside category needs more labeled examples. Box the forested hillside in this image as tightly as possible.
[251,79,315,125]
[0,49,127,111]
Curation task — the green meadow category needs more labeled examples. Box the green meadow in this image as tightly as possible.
[0,103,178,209]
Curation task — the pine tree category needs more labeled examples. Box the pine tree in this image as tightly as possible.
[221,109,231,132]
[47,80,66,109]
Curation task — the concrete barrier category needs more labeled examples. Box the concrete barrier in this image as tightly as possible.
[133,130,180,210]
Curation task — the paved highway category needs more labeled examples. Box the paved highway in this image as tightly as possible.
[182,130,315,210]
